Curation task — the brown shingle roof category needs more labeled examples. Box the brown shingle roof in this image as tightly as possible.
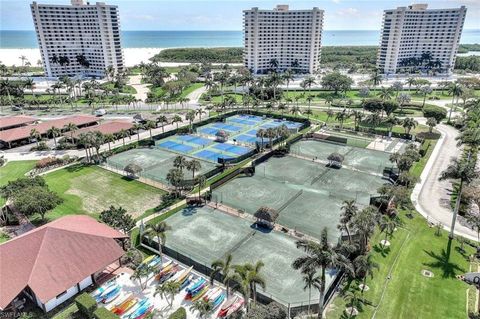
[0,116,37,130]
[69,121,134,139]
[0,115,98,143]
[0,215,127,310]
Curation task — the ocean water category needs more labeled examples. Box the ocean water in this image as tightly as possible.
[0,30,479,49]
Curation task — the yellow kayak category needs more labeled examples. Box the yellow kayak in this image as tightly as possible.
[191,285,209,302]
[140,255,155,266]
[106,294,130,311]
[113,296,137,315]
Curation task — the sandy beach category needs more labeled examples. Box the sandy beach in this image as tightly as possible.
[0,48,193,67]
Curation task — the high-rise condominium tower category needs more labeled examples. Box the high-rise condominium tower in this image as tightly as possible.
[243,5,324,74]
[31,0,124,78]
[377,4,466,75]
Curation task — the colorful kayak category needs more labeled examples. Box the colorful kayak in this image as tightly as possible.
[107,294,130,311]
[102,286,121,304]
[139,255,155,267]
[225,298,244,316]
[147,256,162,269]
[92,278,116,298]
[125,299,151,319]
[170,266,193,284]
[158,265,179,284]
[204,287,221,301]
[122,298,149,319]
[133,305,154,319]
[112,296,137,315]
[181,275,195,290]
[191,285,209,302]
[212,293,226,309]
[155,262,176,280]
[218,296,239,317]
[186,278,206,294]
[96,284,119,301]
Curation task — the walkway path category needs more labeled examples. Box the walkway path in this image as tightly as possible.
[127,74,150,102]
[411,122,478,241]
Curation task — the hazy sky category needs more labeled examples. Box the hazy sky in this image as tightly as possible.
[1,0,479,31]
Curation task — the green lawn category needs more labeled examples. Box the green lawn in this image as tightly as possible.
[327,209,473,319]
[100,82,137,94]
[0,161,36,207]
[179,83,204,98]
[39,164,164,224]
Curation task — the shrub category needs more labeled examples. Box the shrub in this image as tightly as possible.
[30,141,50,151]
[168,307,187,319]
[93,307,120,319]
[75,293,97,319]
[423,105,447,122]
[36,157,63,169]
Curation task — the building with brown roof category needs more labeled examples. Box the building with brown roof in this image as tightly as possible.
[0,115,98,148]
[69,121,134,140]
[0,116,37,131]
[0,215,127,312]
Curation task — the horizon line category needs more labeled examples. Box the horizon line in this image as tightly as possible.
[2,28,479,32]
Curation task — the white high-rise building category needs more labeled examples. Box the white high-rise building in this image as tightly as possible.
[377,4,467,75]
[31,0,124,78]
[243,5,324,74]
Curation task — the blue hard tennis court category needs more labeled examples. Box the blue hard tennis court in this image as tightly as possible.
[177,134,212,146]
[213,143,251,155]
[211,123,243,132]
[194,149,233,162]
[158,140,194,153]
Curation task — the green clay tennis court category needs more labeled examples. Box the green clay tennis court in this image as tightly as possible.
[162,205,336,304]
[290,139,394,175]
[106,147,216,184]
[212,140,392,241]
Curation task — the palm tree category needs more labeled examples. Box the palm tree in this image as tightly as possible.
[384,115,400,136]
[405,77,417,91]
[344,290,360,318]
[190,299,213,318]
[351,110,363,131]
[186,159,202,180]
[46,126,61,148]
[148,221,172,257]
[402,117,418,135]
[353,254,379,301]
[118,129,129,146]
[130,265,152,290]
[335,110,350,129]
[156,115,169,133]
[210,254,234,296]
[283,70,294,100]
[352,206,378,253]
[447,82,463,122]
[426,117,437,133]
[195,108,206,121]
[420,85,432,108]
[339,200,358,244]
[172,115,182,129]
[378,215,397,248]
[302,270,321,315]
[370,72,382,86]
[173,155,187,172]
[397,93,411,115]
[232,261,266,309]
[265,127,276,148]
[133,123,144,141]
[145,120,156,139]
[64,122,78,144]
[154,281,181,308]
[293,228,351,318]
[439,156,479,238]
[166,168,184,196]
[256,128,266,150]
[104,133,115,151]
[29,128,41,147]
[378,87,393,101]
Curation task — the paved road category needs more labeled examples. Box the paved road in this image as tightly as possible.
[412,122,478,241]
